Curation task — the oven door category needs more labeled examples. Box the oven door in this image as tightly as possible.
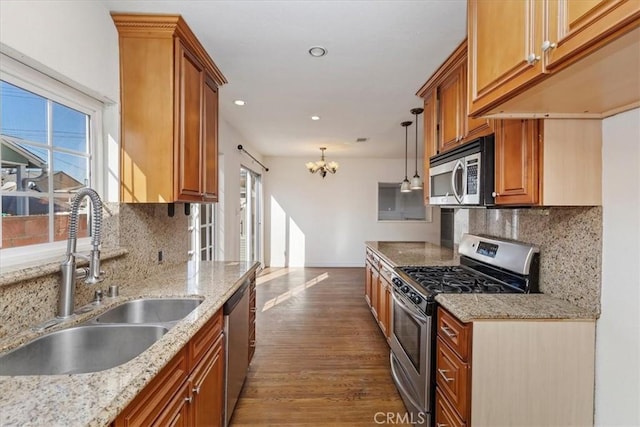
[389,289,432,414]
[429,159,465,205]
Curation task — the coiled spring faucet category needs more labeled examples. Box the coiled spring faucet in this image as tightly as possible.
[58,188,104,318]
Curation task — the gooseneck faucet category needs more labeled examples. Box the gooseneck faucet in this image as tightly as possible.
[58,188,104,318]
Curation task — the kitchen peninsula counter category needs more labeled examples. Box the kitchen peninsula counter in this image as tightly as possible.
[365,241,458,267]
[0,260,259,427]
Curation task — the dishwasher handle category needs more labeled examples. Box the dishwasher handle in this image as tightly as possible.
[223,279,250,314]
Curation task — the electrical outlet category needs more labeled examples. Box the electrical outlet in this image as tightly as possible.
[158,250,164,263]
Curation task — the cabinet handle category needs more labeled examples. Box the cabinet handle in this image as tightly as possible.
[526,53,540,65]
[492,191,500,198]
[541,40,557,52]
[192,385,201,395]
[185,396,193,403]
[440,325,458,339]
[438,368,454,383]
[437,424,449,427]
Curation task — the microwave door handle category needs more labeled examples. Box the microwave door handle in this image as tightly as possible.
[451,159,464,204]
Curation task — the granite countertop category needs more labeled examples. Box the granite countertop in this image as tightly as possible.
[365,241,458,267]
[0,260,259,427]
[436,294,598,323]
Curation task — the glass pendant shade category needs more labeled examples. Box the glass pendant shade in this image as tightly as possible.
[410,174,423,190]
[401,179,411,192]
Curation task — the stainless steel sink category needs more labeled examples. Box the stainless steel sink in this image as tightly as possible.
[0,325,167,376]
[93,298,202,324]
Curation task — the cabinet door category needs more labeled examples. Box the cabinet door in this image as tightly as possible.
[494,119,540,205]
[114,349,189,427]
[153,381,191,427]
[377,278,388,336]
[468,0,545,116]
[422,90,438,204]
[461,63,492,142]
[364,261,372,306]
[438,64,465,153]
[191,335,225,427]
[545,0,640,70]
[202,75,219,202]
[176,42,204,202]
[371,268,380,318]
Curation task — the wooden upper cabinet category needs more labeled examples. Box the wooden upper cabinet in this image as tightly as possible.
[468,0,640,117]
[545,0,640,70]
[112,14,226,203]
[417,39,493,205]
[203,77,219,202]
[494,118,602,206]
[468,0,545,115]
[422,90,438,204]
[439,64,465,152]
[494,119,540,205]
[177,42,205,202]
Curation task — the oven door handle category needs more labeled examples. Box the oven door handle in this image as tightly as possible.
[451,159,465,204]
[392,290,427,323]
[390,352,424,411]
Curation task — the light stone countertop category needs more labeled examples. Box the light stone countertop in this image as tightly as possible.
[0,260,259,427]
[365,241,458,267]
[436,294,598,323]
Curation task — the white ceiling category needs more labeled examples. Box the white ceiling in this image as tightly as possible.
[102,0,467,159]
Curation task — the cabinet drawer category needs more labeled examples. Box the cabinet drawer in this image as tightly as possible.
[436,337,469,420]
[437,307,471,361]
[189,309,223,370]
[435,387,466,427]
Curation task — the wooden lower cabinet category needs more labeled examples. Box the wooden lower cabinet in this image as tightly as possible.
[115,310,224,427]
[364,247,393,343]
[435,306,596,426]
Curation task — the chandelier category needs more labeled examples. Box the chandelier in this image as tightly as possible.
[306,147,339,178]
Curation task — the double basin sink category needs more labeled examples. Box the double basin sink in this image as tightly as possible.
[0,298,203,376]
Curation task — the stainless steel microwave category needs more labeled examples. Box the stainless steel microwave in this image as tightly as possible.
[428,135,495,206]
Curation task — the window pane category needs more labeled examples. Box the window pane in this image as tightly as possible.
[1,195,49,248]
[52,102,88,152]
[53,196,89,242]
[52,151,88,192]
[0,81,47,144]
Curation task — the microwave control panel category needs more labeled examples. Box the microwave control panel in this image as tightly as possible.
[466,158,478,195]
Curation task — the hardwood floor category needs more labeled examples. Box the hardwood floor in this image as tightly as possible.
[230,267,409,426]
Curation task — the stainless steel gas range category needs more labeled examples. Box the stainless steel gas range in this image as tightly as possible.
[388,234,540,427]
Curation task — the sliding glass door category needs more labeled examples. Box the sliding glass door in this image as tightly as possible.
[240,167,262,264]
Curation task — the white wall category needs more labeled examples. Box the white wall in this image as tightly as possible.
[263,156,440,267]
[218,119,265,262]
[0,0,119,102]
[595,108,640,426]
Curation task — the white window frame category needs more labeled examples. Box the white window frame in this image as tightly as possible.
[0,54,104,272]
[189,203,216,262]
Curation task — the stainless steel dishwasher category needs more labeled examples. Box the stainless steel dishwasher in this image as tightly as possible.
[223,278,250,426]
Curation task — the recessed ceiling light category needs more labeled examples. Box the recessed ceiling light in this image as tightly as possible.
[308,46,327,57]
[311,115,321,121]
[234,100,246,106]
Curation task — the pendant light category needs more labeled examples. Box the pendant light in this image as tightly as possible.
[400,121,412,193]
[410,107,424,190]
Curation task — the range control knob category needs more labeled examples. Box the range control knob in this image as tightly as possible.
[392,278,402,287]
[410,294,422,305]
[400,285,410,294]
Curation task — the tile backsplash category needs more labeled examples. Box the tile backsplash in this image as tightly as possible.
[0,203,190,338]
[468,207,602,313]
